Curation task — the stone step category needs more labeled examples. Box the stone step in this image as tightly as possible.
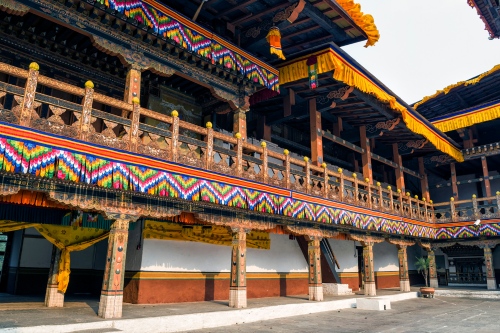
[323,283,354,296]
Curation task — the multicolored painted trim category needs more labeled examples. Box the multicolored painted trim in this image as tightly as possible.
[99,0,279,91]
[1,121,498,239]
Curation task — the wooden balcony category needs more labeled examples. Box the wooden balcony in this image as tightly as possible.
[0,60,498,228]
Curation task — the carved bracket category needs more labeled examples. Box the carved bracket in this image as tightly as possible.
[285,225,338,238]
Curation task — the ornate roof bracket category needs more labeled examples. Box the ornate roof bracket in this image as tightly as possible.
[349,233,385,245]
[285,225,338,239]
[386,238,415,248]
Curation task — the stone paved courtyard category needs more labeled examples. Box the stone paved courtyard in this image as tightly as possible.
[188,297,500,333]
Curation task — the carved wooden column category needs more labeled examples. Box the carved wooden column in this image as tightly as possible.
[392,143,405,192]
[205,122,214,170]
[387,239,415,292]
[481,156,492,198]
[284,149,291,189]
[350,234,385,296]
[80,81,94,141]
[19,62,39,127]
[45,246,64,307]
[122,66,141,117]
[309,98,323,166]
[427,250,438,288]
[484,246,496,290]
[418,157,430,201]
[128,97,141,153]
[171,110,179,162]
[229,228,247,308]
[306,236,323,301]
[233,109,247,141]
[360,126,372,183]
[450,163,458,200]
[98,217,132,319]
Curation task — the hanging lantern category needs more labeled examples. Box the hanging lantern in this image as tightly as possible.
[306,55,318,89]
[266,26,286,60]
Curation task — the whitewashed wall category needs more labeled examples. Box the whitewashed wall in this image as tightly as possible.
[139,233,307,273]
[373,242,398,271]
[327,239,358,272]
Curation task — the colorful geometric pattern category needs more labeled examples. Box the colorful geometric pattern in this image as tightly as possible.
[100,0,279,91]
[1,124,496,240]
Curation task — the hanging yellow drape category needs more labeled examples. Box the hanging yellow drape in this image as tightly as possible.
[35,225,109,293]
[335,0,380,47]
[143,220,270,250]
[266,26,286,60]
[279,49,464,162]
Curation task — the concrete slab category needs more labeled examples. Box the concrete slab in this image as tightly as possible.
[356,297,391,311]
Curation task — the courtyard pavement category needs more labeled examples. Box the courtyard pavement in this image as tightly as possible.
[0,288,498,332]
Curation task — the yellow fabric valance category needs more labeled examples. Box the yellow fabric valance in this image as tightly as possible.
[0,221,108,293]
[143,220,270,250]
[431,101,500,132]
[414,64,500,110]
[36,225,109,293]
[336,0,380,47]
[0,221,38,232]
[279,49,464,162]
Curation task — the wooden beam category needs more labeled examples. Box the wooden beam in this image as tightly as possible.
[309,98,323,166]
[450,163,458,200]
[333,116,342,137]
[360,125,372,182]
[217,0,257,18]
[234,2,290,25]
[418,157,430,201]
[481,156,492,198]
[299,1,350,44]
[393,143,405,192]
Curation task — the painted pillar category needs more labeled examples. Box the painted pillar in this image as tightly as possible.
[233,109,247,141]
[19,62,40,127]
[484,246,496,290]
[307,236,323,301]
[309,98,323,166]
[418,157,430,201]
[45,246,64,307]
[428,250,438,288]
[397,245,410,292]
[363,241,376,296]
[333,117,342,137]
[450,163,459,200]
[122,67,141,117]
[98,219,130,319]
[360,126,372,183]
[481,156,492,198]
[392,143,405,192]
[257,116,271,141]
[229,228,247,308]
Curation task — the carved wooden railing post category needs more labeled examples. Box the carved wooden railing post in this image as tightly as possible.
[414,195,420,219]
[261,142,268,183]
[423,199,428,222]
[353,173,359,204]
[407,192,413,218]
[304,157,311,194]
[388,186,394,213]
[338,168,344,201]
[497,191,500,218]
[205,122,214,170]
[322,163,329,199]
[128,97,140,153]
[378,182,383,209]
[235,132,243,177]
[398,189,404,215]
[284,149,291,189]
[365,178,372,208]
[19,62,39,127]
[450,197,456,221]
[79,80,94,141]
[472,194,479,219]
[170,110,179,162]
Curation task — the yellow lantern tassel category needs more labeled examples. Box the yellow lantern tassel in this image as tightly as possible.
[266,26,286,60]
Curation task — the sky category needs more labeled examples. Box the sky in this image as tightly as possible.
[342,0,500,105]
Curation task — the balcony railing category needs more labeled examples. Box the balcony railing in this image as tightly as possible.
[1,61,497,225]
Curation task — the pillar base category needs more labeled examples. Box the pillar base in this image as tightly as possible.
[44,285,64,307]
[429,278,439,289]
[309,285,323,301]
[98,294,123,319]
[400,280,410,292]
[364,282,376,296]
[487,278,497,290]
[229,287,247,308]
